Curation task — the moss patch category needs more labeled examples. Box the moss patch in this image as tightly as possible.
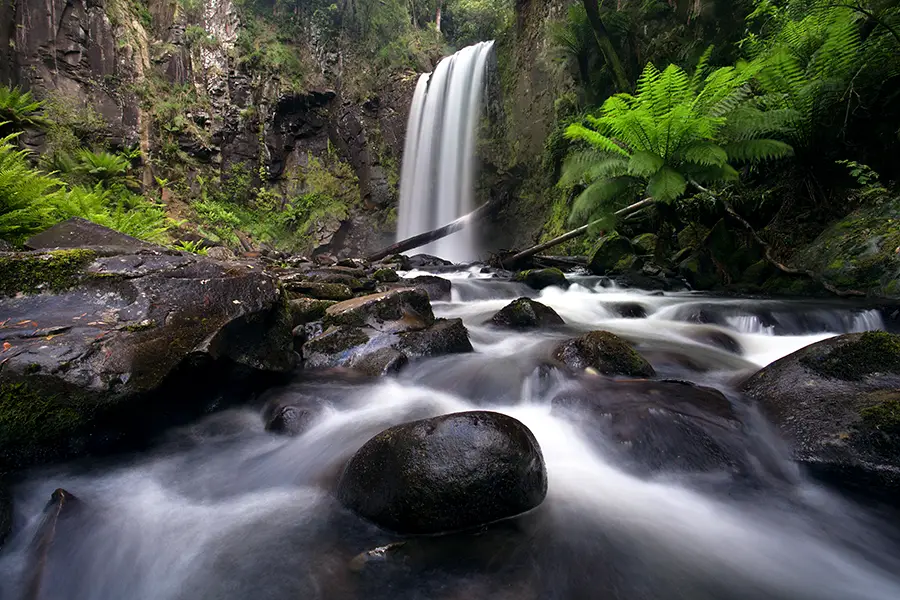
[859,398,900,435]
[0,250,95,297]
[555,331,655,377]
[800,332,900,381]
[0,381,92,451]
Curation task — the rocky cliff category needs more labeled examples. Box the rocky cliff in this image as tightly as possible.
[0,0,420,256]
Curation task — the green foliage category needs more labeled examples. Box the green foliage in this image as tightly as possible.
[0,133,169,244]
[560,60,793,225]
[184,25,218,49]
[72,149,139,188]
[443,0,513,48]
[172,240,209,254]
[0,87,46,133]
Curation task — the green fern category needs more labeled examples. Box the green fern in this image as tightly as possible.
[0,87,46,132]
[559,60,794,225]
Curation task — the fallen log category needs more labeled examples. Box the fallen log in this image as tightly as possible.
[501,198,653,269]
[366,198,501,262]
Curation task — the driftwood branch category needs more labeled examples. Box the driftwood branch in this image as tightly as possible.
[366,198,500,262]
[689,181,865,297]
[501,198,653,268]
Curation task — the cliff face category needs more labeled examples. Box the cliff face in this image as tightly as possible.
[1,0,416,256]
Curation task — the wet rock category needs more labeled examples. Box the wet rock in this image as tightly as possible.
[678,251,720,290]
[206,246,236,261]
[589,232,636,275]
[379,275,452,301]
[337,411,548,534]
[24,217,159,253]
[23,488,83,596]
[373,268,400,282]
[687,327,743,354]
[514,268,569,290]
[0,243,294,471]
[552,378,750,475]
[302,327,372,368]
[288,298,336,326]
[610,302,647,319]
[742,332,900,502]
[553,331,655,377]
[283,281,354,301]
[262,394,324,436]
[301,271,365,290]
[632,233,658,255]
[490,298,565,329]
[350,347,408,376]
[408,254,453,268]
[323,289,434,333]
[397,318,474,357]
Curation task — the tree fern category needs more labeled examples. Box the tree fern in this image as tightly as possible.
[0,87,46,133]
[559,60,793,226]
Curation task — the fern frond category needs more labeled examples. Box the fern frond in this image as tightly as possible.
[564,124,631,157]
[723,139,795,163]
[646,167,687,203]
[569,176,638,226]
[627,150,664,178]
[679,141,728,166]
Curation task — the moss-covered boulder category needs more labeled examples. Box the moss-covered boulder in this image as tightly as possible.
[489,298,565,329]
[0,249,96,296]
[588,232,636,275]
[302,326,373,368]
[742,332,900,503]
[514,268,569,290]
[373,268,400,283]
[632,233,658,256]
[553,331,655,377]
[288,298,336,326]
[789,198,900,298]
[337,411,548,534]
[678,252,721,290]
[323,288,434,333]
[0,247,295,471]
[677,224,710,251]
[396,318,474,357]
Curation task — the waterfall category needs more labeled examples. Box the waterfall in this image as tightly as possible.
[396,41,494,263]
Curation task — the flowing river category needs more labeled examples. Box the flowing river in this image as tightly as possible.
[2,270,899,600]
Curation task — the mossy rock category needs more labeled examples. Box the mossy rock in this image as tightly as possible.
[632,233,658,256]
[396,318,474,357]
[588,233,636,275]
[323,289,434,333]
[677,252,720,290]
[302,326,372,368]
[553,331,655,377]
[288,298,336,326]
[489,298,565,330]
[739,259,776,287]
[284,281,354,301]
[513,268,568,290]
[0,249,96,297]
[742,332,900,503]
[677,225,710,251]
[373,268,400,283]
[790,197,900,298]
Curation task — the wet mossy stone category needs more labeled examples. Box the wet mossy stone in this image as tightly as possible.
[514,268,569,290]
[350,347,409,376]
[324,288,434,333]
[397,318,473,358]
[632,233,658,256]
[742,332,900,504]
[378,275,452,301]
[678,251,720,290]
[302,326,372,368]
[490,298,565,330]
[337,411,548,535]
[0,249,96,297]
[283,281,354,301]
[553,331,655,377]
[589,232,636,275]
[373,268,400,283]
[288,298,336,326]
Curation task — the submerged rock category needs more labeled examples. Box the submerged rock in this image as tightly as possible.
[514,268,569,290]
[490,298,565,329]
[742,332,900,502]
[350,347,409,376]
[553,331,655,377]
[337,411,548,534]
[0,243,294,471]
[262,393,325,436]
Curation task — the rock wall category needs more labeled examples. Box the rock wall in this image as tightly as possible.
[1,0,415,256]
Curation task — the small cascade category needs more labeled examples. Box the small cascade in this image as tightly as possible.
[396,41,494,263]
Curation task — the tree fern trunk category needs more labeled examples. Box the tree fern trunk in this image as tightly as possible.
[582,0,631,92]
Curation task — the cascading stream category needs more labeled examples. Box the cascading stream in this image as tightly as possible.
[396,42,494,263]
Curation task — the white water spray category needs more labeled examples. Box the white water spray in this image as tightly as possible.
[396,41,494,262]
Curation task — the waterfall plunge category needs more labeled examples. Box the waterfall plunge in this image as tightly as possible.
[396,41,494,263]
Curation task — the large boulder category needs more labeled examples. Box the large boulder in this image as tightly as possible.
[514,268,569,290]
[383,275,453,301]
[407,254,452,268]
[396,318,473,357]
[553,331,655,377]
[323,288,434,333]
[588,232,636,275]
[489,298,565,329]
[0,246,294,470]
[789,197,900,298]
[337,411,548,534]
[742,332,900,502]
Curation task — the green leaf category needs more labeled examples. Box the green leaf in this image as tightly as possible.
[627,150,664,177]
[646,167,687,203]
[680,141,728,166]
[564,124,630,157]
[724,139,794,163]
[569,176,637,226]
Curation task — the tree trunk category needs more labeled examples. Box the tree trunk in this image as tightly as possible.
[582,0,630,92]
[435,0,442,31]
[501,198,653,268]
[366,198,500,262]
